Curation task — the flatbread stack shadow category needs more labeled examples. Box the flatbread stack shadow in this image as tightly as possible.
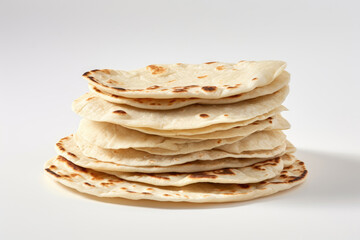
[45,61,308,203]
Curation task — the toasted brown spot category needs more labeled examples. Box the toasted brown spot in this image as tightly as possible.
[56,142,65,152]
[102,69,111,74]
[189,173,217,179]
[173,88,187,93]
[202,86,217,92]
[127,190,136,193]
[238,184,250,188]
[252,77,258,81]
[101,182,114,187]
[70,174,80,177]
[205,61,217,64]
[197,75,208,79]
[114,87,126,91]
[217,139,222,144]
[121,187,127,190]
[200,113,209,118]
[269,120,273,123]
[92,87,102,93]
[184,85,199,89]
[45,168,61,178]
[58,156,88,173]
[212,169,235,175]
[49,165,57,170]
[163,194,171,197]
[113,110,127,115]
[224,114,228,117]
[146,188,154,191]
[142,192,152,195]
[147,65,166,74]
[147,85,160,90]
[67,152,77,158]
[287,170,308,183]
[228,94,242,98]
[168,80,176,83]
[216,66,224,70]
[280,174,287,178]
[86,97,95,101]
[106,79,118,84]
[299,162,304,165]
[84,182,95,187]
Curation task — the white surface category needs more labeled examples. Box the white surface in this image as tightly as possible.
[1,0,359,239]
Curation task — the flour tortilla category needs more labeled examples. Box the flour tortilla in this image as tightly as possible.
[57,135,295,173]
[125,106,287,137]
[83,61,286,99]
[72,134,288,167]
[133,130,286,155]
[45,156,307,202]
[89,71,290,110]
[76,115,289,151]
[72,86,288,130]
[105,157,285,186]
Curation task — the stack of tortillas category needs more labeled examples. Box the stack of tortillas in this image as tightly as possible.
[45,61,307,203]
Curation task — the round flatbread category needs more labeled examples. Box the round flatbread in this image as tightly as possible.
[44,155,307,203]
[83,61,286,99]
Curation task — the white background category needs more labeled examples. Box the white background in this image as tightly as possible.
[1,0,359,239]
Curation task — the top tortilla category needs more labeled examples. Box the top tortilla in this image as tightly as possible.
[84,60,286,99]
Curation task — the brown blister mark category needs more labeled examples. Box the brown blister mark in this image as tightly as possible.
[84,182,95,187]
[49,165,57,170]
[86,97,95,101]
[56,142,65,152]
[228,94,242,98]
[212,169,235,175]
[205,61,217,64]
[92,87,102,93]
[287,170,308,183]
[299,162,304,165]
[216,66,224,70]
[127,190,136,193]
[148,175,170,180]
[163,194,171,197]
[189,172,217,179]
[252,122,259,125]
[146,188,154,191]
[252,77,258,81]
[113,110,127,115]
[45,168,61,178]
[175,194,181,196]
[102,69,111,74]
[217,139,222,144]
[146,65,166,74]
[269,120,273,124]
[110,94,122,99]
[57,156,88,173]
[67,152,77,158]
[184,85,199,89]
[101,182,114,187]
[280,174,287,178]
[108,179,122,183]
[173,88,187,93]
[142,192,152,195]
[121,187,127,190]
[114,87,126,91]
[167,80,176,83]
[200,113,209,118]
[227,84,241,89]
[238,184,250,189]
[106,79,118,84]
[197,75,208,79]
[201,86,217,92]
[70,174,80,178]
[224,114,228,117]
[147,85,160,90]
